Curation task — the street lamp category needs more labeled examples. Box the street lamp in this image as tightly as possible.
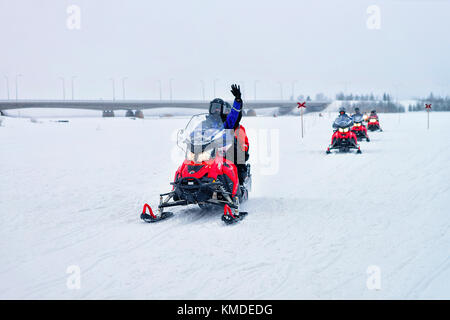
[71,76,77,100]
[239,81,245,100]
[200,80,205,100]
[122,77,128,100]
[169,78,174,101]
[213,79,219,97]
[58,77,66,100]
[278,81,283,100]
[254,80,259,100]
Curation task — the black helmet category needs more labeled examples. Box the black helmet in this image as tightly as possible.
[209,98,224,116]
[339,106,346,114]
[354,107,360,113]
[209,99,237,124]
[371,109,376,114]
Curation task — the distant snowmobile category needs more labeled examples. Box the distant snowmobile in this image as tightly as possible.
[141,113,252,224]
[326,116,362,154]
[367,110,383,132]
[351,114,370,142]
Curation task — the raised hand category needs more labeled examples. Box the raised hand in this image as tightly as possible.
[230,84,242,101]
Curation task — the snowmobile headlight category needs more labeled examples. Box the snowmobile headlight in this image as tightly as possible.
[196,148,214,163]
[355,123,361,127]
[338,128,344,133]
[186,150,195,161]
[343,128,349,132]
[369,119,377,123]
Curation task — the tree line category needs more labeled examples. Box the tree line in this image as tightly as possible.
[409,93,450,112]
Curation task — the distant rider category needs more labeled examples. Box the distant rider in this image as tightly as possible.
[352,107,363,119]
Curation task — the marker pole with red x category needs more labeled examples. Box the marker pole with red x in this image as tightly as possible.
[297,102,306,138]
[425,104,432,130]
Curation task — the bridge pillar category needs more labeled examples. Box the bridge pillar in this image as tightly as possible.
[102,110,115,117]
[246,109,257,117]
[125,109,134,117]
[134,110,144,119]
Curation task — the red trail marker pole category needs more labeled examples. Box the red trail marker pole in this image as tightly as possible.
[297,102,307,138]
[425,103,432,130]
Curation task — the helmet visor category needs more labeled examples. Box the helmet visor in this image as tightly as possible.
[209,102,222,115]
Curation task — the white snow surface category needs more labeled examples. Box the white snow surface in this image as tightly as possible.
[0,112,449,299]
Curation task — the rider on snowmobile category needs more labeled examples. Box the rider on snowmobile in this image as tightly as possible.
[207,84,249,186]
[333,106,353,130]
[370,109,379,119]
[352,107,363,119]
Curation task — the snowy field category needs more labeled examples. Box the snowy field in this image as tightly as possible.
[0,111,449,299]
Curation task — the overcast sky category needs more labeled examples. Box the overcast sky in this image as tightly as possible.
[0,0,449,101]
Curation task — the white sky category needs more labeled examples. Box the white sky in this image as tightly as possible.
[0,0,449,100]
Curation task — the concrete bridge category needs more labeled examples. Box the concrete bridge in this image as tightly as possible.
[0,99,331,117]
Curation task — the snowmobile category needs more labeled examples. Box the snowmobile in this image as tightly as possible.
[326,117,362,154]
[351,114,370,142]
[140,114,252,224]
[367,115,382,132]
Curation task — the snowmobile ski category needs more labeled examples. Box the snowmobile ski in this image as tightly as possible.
[221,204,248,224]
[140,203,174,223]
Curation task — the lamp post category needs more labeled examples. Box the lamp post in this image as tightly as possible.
[71,76,76,100]
[122,77,128,100]
[200,80,205,100]
[213,79,219,97]
[169,78,174,101]
[254,80,259,100]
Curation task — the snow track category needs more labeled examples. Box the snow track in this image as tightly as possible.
[0,112,448,299]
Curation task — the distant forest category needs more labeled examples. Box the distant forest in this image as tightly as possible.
[335,92,405,113]
[409,93,450,112]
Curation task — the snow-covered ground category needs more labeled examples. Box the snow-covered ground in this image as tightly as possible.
[0,111,448,299]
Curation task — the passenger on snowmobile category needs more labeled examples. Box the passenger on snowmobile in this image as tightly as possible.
[208,85,250,187]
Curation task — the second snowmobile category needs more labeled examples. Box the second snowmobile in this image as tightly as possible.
[140,113,252,224]
[351,114,370,142]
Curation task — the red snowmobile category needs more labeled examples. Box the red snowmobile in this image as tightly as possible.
[351,114,370,142]
[140,114,251,224]
[326,117,362,154]
[367,113,383,132]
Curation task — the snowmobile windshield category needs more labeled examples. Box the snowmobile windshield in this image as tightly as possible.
[334,116,353,129]
[353,114,364,123]
[177,114,234,156]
